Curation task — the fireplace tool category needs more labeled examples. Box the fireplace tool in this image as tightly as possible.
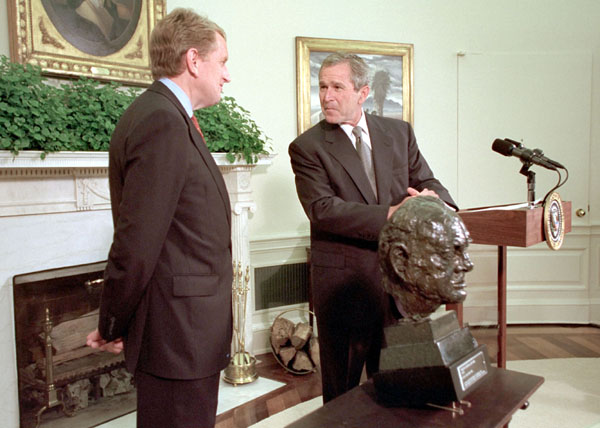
[36,308,74,427]
[223,262,258,384]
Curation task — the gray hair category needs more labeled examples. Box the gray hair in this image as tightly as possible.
[319,52,370,90]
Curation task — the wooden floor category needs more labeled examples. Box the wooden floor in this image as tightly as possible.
[215,324,600,428]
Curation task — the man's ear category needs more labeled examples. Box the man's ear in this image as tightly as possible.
[186,48,201,77]
[358,85,370,104]
[390,242,409,280]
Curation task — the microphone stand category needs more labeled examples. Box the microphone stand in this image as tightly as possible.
[501,138,568,209]
[519,163,537,208]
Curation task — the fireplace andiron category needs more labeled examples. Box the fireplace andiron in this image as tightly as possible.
[223,262,258,385]
[36,308,74,427]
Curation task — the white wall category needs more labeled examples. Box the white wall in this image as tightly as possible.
[172,0,600,239]
[168,0,600,333]
[1,0,598,237]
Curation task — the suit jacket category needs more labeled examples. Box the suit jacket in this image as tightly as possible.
[289,114,456,327]
[98,81,233,380]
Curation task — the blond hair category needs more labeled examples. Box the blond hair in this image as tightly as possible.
[150,8,226,80]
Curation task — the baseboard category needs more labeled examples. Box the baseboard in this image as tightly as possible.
[465,302,591,325]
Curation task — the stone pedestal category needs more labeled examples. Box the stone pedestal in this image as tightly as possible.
[373,310,490,406]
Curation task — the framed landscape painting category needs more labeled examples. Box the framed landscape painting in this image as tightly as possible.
[296,36,413,134]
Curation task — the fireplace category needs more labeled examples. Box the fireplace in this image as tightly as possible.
[1,151,274,428]
[13,261,136,428]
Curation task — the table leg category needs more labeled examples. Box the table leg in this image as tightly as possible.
[498,245,507,369]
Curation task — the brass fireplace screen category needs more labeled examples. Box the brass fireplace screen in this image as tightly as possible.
[13,261,135,428]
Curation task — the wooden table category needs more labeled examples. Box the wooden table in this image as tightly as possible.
[286,367,543,428]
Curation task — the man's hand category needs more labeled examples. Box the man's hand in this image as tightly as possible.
[387,187,440,219]
[86,328,124,354]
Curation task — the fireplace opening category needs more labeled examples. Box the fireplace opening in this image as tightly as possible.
[13,261,136,428]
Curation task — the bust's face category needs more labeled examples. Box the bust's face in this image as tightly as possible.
[402,217,473,304]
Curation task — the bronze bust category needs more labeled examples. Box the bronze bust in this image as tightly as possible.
[375,198,491,406]
[379,196,473,319]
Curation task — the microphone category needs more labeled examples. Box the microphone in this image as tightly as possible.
[491,139,564,170]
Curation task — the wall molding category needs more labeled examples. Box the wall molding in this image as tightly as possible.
[0,151,111,216]
[248,230,598,352]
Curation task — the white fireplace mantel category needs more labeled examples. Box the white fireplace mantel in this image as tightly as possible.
[0,149,275,426]
[0,149,275,351]
[0,150,274,217]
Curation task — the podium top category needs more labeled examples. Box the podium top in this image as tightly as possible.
[458,201,571,247]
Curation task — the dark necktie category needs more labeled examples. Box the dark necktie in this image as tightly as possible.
[191,115,206,142]
[352,126,377,199]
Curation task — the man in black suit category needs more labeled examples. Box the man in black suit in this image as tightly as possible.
[86,8,232,427]
[289,52,456,403]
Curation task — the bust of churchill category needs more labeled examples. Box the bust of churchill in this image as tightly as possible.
[378,196,473,320]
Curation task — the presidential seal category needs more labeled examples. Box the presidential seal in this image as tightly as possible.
[543,192,565,250]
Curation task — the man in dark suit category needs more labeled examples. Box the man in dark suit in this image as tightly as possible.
[86,8,232,427]
[289,52,456,403]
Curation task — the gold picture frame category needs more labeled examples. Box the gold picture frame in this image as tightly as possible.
[7,0,166,86]
[296,36,414,134]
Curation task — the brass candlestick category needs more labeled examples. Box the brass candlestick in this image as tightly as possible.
[223,262,258,385]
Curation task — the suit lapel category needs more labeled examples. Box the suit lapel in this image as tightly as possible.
[149,82,231,226]
[187,117,232,226]
[322,123,378,204]
[366,114,394,206]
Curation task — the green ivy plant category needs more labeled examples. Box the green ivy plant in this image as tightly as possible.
[0,55,137,157]
[0,55,270,163]
[196,96,270,163]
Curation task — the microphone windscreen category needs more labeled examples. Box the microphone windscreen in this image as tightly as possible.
[491,139,513,156]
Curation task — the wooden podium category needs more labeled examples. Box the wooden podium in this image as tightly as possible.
[447,202,572,369]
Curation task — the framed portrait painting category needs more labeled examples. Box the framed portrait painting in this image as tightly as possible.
[296,36,414,134]
[7,0,166,86]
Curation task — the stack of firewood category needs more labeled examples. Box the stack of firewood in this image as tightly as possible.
[270,315,320,373]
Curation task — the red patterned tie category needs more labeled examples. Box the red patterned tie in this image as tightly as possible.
[191,115,206,142]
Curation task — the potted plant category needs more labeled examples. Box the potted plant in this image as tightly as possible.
[0,55,270,163]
